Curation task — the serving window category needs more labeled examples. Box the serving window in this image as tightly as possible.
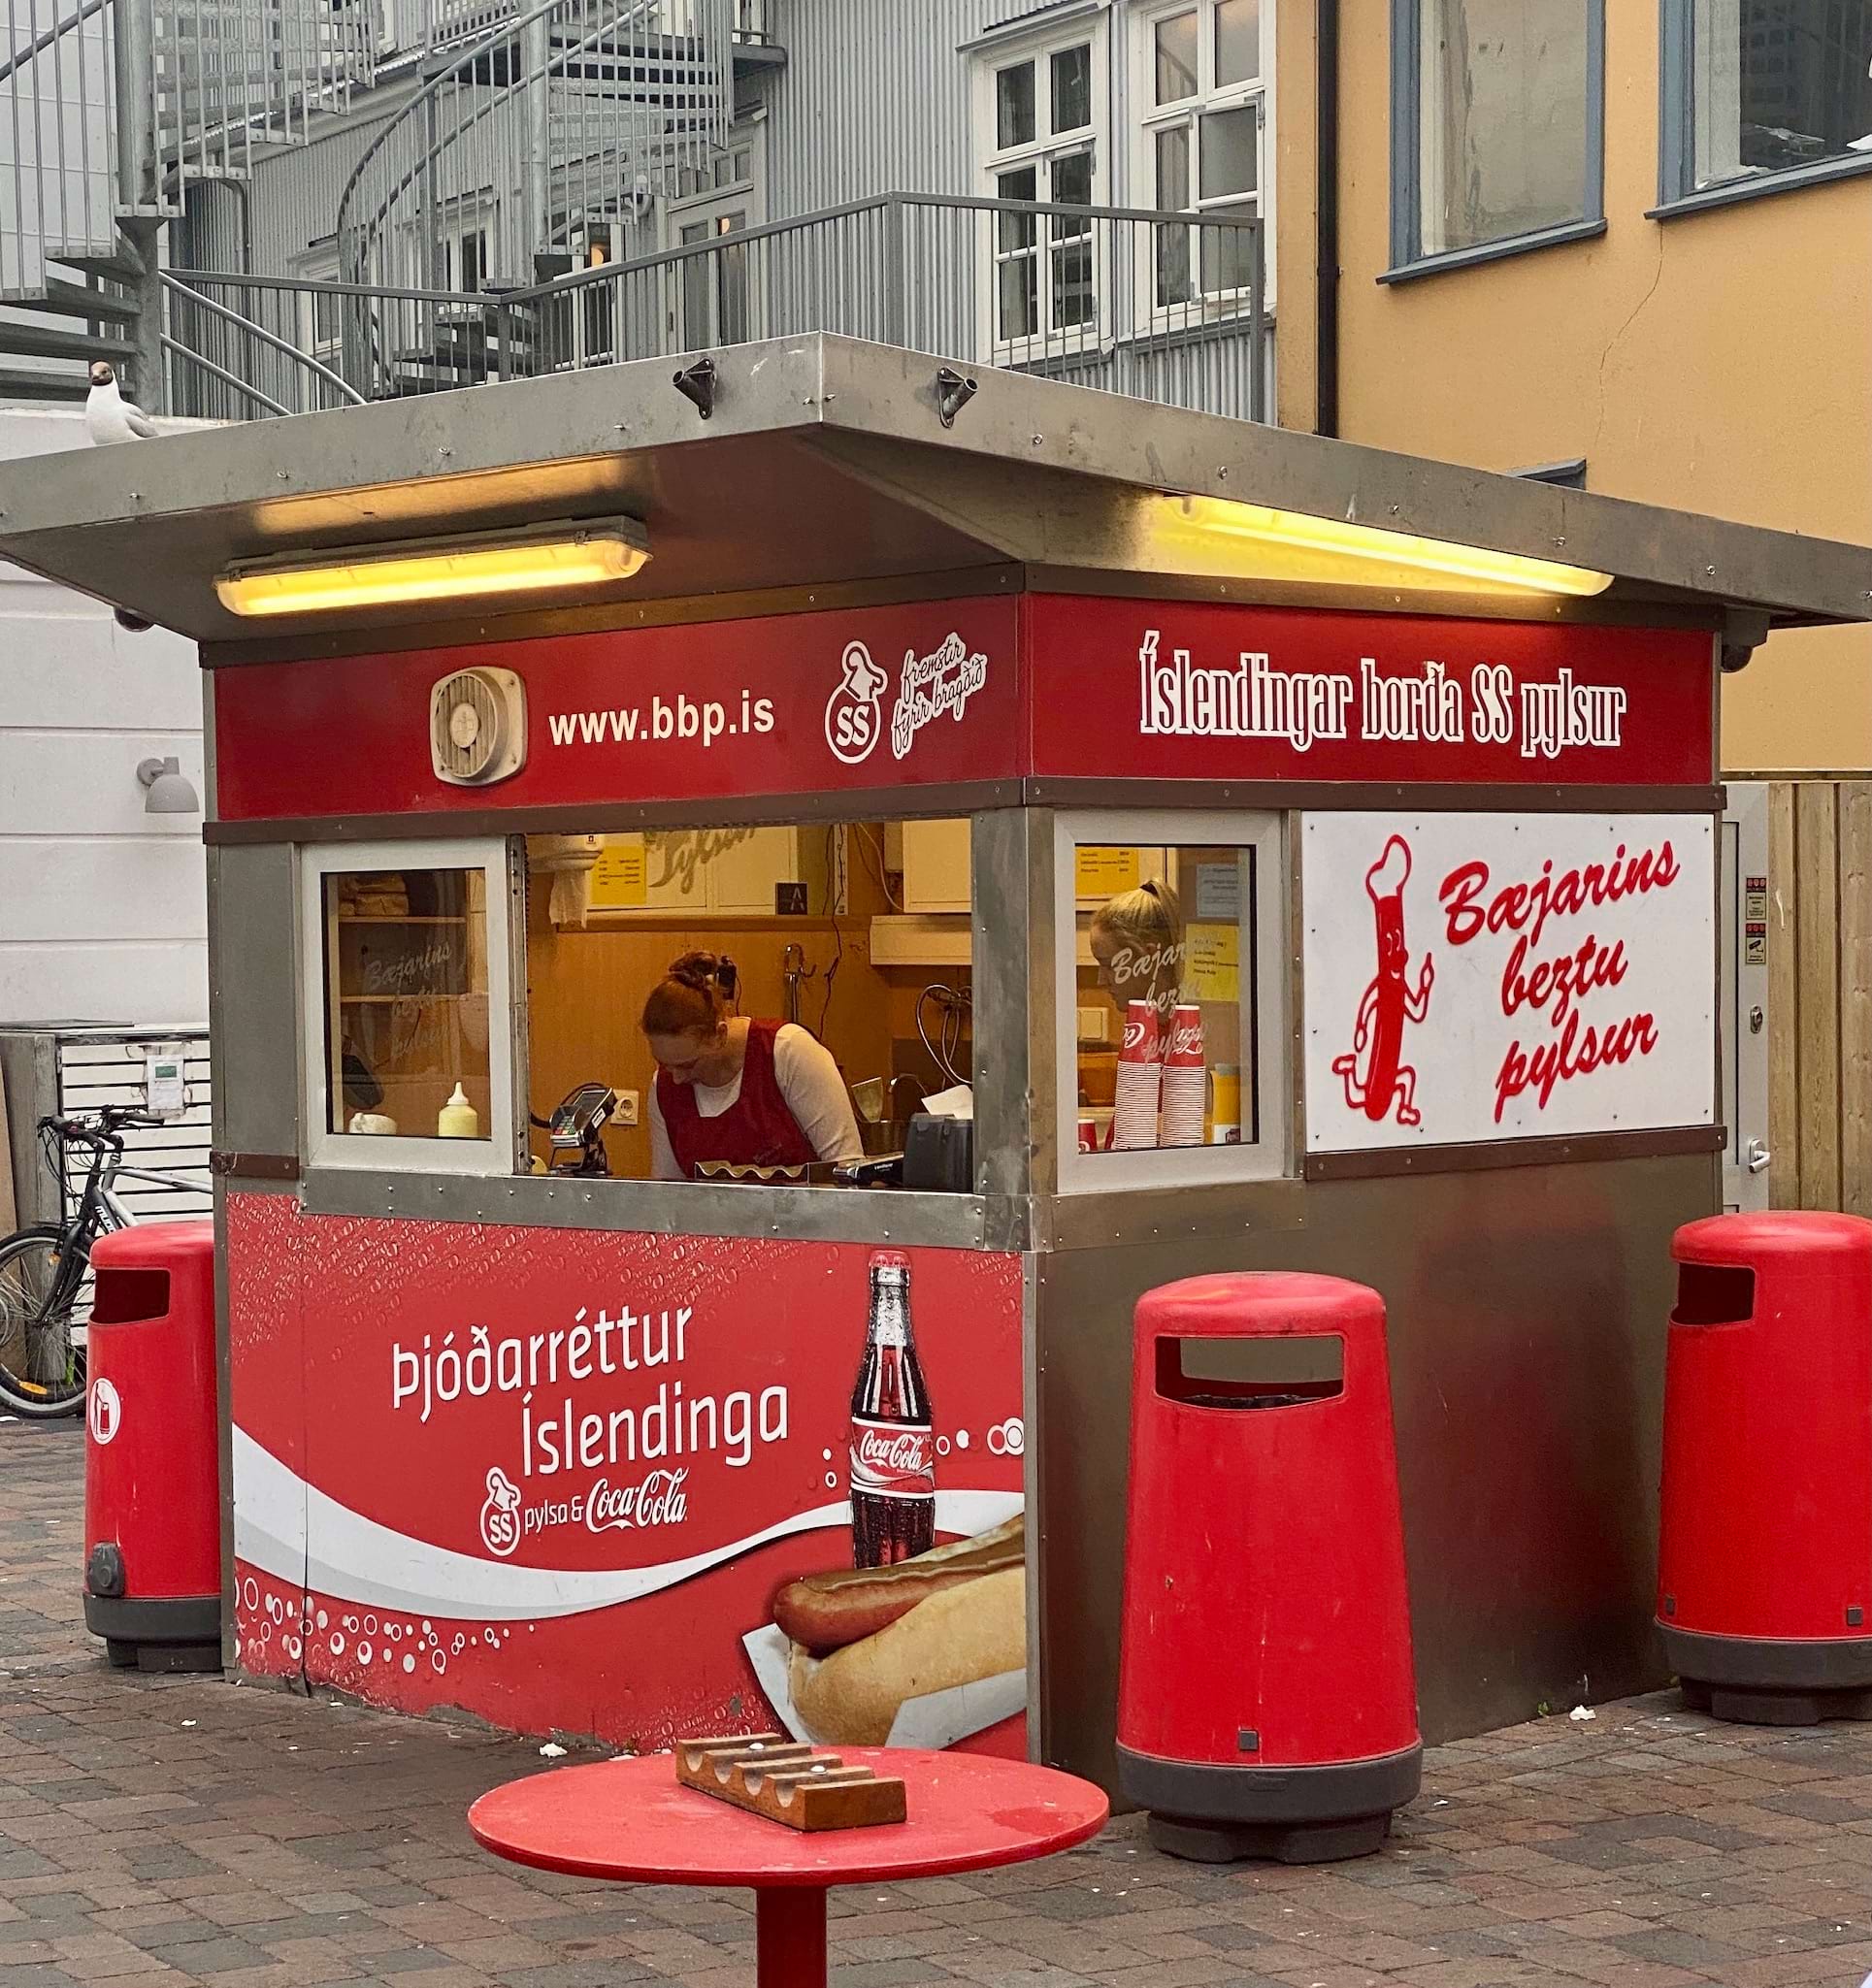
[1054,809,1287,1190]
[521,821,973,1186]
[300,838,520,1174]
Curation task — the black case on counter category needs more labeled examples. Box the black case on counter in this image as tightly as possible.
[902,1114,973,1193]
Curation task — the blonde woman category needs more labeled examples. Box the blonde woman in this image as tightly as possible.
[1089,879,1186,1026]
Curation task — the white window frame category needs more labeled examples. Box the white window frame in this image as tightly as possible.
[1130,0,1274,323]
[1053,807,1289,1193]
[970,14,1111,362]
[299,837,521,1177]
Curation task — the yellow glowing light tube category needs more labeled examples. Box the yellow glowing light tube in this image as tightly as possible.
[215,517,651,618]
[1164,496,1614,599]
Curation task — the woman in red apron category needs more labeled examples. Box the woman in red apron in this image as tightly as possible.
[642,952,865,1180]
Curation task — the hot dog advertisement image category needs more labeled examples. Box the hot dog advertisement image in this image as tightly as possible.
[225,1195,1028,1756]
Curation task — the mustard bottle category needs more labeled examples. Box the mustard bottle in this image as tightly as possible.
[438,1083,479,1139]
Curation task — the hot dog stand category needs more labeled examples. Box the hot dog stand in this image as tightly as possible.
[1,333,1865,1787]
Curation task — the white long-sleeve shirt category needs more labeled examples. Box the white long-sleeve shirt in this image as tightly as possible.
[648,1023,865,1180]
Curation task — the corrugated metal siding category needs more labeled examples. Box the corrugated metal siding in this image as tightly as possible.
[245,91,415,277]
[753,1,1138,213]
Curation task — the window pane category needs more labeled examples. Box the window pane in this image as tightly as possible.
[1199,105,1258,197]
[312,287,339,345]
[1050,147,1093,235]
[997,165,1038,250]
[1694,0,1872,187]
[999,254,1038,340]
[997,59,1035,147]
[1075,844,1258,1155]
[1417,0,1592,257]
[1215,0,1261,84]
[324,868,490,1139]
[1155,219,1193,305]
[1199,200,1256,291]
[1155,120,1192,210]
[1154,9,1199,102]
[1051,236,1096,326]
[1051,42,1092,132]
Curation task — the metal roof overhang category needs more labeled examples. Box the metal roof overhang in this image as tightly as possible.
[0,333,1865,649]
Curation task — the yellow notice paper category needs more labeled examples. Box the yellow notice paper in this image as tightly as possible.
[1075,845,1141,898]
[588,838,648,909]
[1186,922,1239,1002]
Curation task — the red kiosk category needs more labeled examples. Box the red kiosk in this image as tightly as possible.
[0,333,1863,1786]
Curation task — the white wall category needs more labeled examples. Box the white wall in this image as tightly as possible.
[0,406,209,1026]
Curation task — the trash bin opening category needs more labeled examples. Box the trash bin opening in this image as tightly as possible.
[89,1267,171,1324]
[1672,1262,1755,1327]
[1155,1333,1344,1408]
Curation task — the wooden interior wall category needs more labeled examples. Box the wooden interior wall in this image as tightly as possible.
[524,836,970,1177]
[1768,781,1872,1214]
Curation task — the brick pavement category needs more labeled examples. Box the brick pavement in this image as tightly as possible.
[4,1418,1872,1988]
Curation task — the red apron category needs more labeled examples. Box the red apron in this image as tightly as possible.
[657,1018,821,1178]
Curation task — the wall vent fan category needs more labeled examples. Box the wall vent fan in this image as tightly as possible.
[431,667,526,786]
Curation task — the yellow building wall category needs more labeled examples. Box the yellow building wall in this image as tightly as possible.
[1275,5,1872,774]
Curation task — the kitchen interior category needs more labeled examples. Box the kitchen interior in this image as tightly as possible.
[520,822,1252,1179]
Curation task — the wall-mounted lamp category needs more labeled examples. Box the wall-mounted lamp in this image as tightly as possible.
[138,756,200,815]
[213,516,651,619]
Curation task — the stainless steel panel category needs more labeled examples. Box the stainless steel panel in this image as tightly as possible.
[300,1165,1023,1249]
[207,844,300,1160]
[970,807,1057,1201]
[1031,1153,1717,1791]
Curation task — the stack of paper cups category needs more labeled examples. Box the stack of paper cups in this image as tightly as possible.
[1111,1000,1163,1151]
[1160,1005,1206,1148]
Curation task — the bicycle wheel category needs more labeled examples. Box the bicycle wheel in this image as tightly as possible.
[0,1225,88,1418]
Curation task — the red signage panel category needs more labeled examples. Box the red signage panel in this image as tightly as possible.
[1022,596,1714,787]
[228,1194,1028,1755]
[213,596,1020,821]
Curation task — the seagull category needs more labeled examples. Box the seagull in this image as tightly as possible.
[84,360,158,444]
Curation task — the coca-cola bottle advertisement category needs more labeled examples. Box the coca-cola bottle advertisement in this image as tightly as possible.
[849,1252,936,1566]
[746,1249,1028,1760]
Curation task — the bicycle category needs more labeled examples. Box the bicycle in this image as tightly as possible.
[0,1106,209,1419]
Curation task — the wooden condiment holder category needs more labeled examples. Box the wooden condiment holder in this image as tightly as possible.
[675,1733,906,1832]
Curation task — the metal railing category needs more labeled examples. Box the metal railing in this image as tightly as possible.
[0,0,119,289]
[166,193,1267,424]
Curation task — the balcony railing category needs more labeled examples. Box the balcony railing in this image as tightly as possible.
[163,191,1267,424]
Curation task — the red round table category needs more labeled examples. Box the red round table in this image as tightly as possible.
[468,1748,1109,1988]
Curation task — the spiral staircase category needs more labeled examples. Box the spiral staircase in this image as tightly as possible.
[0,0,735,407]
[0,0,376,402]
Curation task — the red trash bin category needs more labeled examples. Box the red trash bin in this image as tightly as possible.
[82,1220,222,1674]
[1659,1211,1872,1723]
[1117,1272,1421,1863]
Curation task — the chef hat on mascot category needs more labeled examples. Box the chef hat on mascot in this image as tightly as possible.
[1364,835,1412,904]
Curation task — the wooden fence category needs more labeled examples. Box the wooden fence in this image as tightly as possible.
[1768,781,1872,1213]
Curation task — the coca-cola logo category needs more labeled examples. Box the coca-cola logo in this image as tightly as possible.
[1165,1018,1203,1061]
[850,1417,935,1497]
[1122,1014,1153,1054]
[584,1468,689,1535]
[856,1428,931,1473]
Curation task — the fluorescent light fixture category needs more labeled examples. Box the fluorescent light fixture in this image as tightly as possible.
[215,516,651,619]
[1162,495,1615,599]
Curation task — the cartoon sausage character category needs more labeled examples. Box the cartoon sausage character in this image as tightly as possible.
[1330,835,1434,1127]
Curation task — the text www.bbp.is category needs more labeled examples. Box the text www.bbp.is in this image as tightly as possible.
[545,691,776,750]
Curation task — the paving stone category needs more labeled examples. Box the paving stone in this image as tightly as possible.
[13,1418,1872,1988]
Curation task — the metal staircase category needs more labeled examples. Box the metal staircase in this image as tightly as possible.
[0,0,374,404]
[333,0,732,400]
